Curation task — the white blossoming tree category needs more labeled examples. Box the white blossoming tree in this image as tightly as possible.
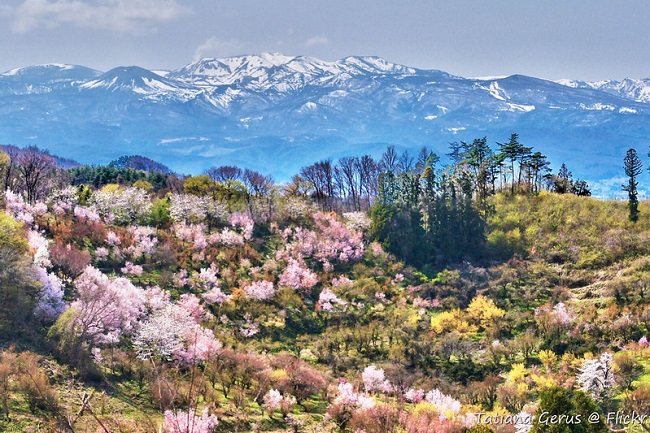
[576,352,616,402]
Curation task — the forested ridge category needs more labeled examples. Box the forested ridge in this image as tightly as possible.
[0,136,649,433]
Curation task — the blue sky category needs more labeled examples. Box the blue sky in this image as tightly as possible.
[1,0,649,80]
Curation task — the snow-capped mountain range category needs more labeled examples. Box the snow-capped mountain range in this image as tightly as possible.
[1,53,650,195]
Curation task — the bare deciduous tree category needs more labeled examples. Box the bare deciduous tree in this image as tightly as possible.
[16,146,56,204]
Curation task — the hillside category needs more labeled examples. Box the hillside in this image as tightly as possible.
[0,150,649,432]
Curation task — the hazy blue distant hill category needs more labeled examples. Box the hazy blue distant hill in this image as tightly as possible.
[1,54,649,196]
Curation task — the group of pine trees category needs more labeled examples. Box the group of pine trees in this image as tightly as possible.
[351,134,589,270]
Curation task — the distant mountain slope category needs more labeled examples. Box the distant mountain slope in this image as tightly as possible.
[0,54,648,196]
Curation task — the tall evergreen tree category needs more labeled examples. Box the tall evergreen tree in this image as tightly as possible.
[525,151,551,193]
[464,137,492,201]
[497,133,525,193]
[623,148,643,222]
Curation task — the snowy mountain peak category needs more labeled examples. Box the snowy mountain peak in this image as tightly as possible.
[2,63,80,76]
[168,53,424,92]
[339,56,416,75]
[80,66,178,94]
[0,63,101,81]
[0,63,101,95]
[256,52,296,67]
[556,77,650,103]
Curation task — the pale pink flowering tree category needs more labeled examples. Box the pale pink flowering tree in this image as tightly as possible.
[5,190,45,225]
[94,247,109,262]
[172,223,209,253]
[134,301,221,365]
[162,407,218,433]
[404,388,425,403]
[143,285,171,312]
[91,347,103,364]
[228,212,254,240]
[32,266,65,321]
[237,314,260,338]
[70,266,146,345]
[215,229,244,246]
[279,196,316,221]
[280,394,297,416]
[278,226,317,259]
[202,287,230,305]
[177,294,212,323]
[173,223,198,243]
[279,258,318,290]
[361,365,392,393]
[551,302,573,326]
[73,205,101,222]
[332,275,352,287]
[188,265,231,305]
[333,382,375,410]
[27,229,51,268]
[121,261,143,276]
[170,194,227,226]
[244,280,275,301]
[413,297,435,309]
[317,288,347,312]
[52,201,72,215]
[263,389,283,416]
[276,212,364,270]
[105,230,121,246]
[175,326,223,366]
[424,389,462,415]
[47,186,78,215]
[312,212,364,263]
[134,304,221,431]
[639,336,649,347]
[369,241,384,257]
[189,264,219,292]
[173,269,189,288]
[128,225,158,256]
[26,197,47,216]
[193,233,208,253]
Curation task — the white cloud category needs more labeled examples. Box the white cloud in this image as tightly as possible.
[11,0,187,33]
[304,35,329,48]
[193,36,244,61]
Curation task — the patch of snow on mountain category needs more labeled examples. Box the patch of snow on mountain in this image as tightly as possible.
[579,103,616,111]
[555,79,579,88]
[488,82,508,101]
[505,103,535,112]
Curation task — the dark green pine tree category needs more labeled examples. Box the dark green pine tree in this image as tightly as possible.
[623,148,642,223]
[497,133,525,194]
